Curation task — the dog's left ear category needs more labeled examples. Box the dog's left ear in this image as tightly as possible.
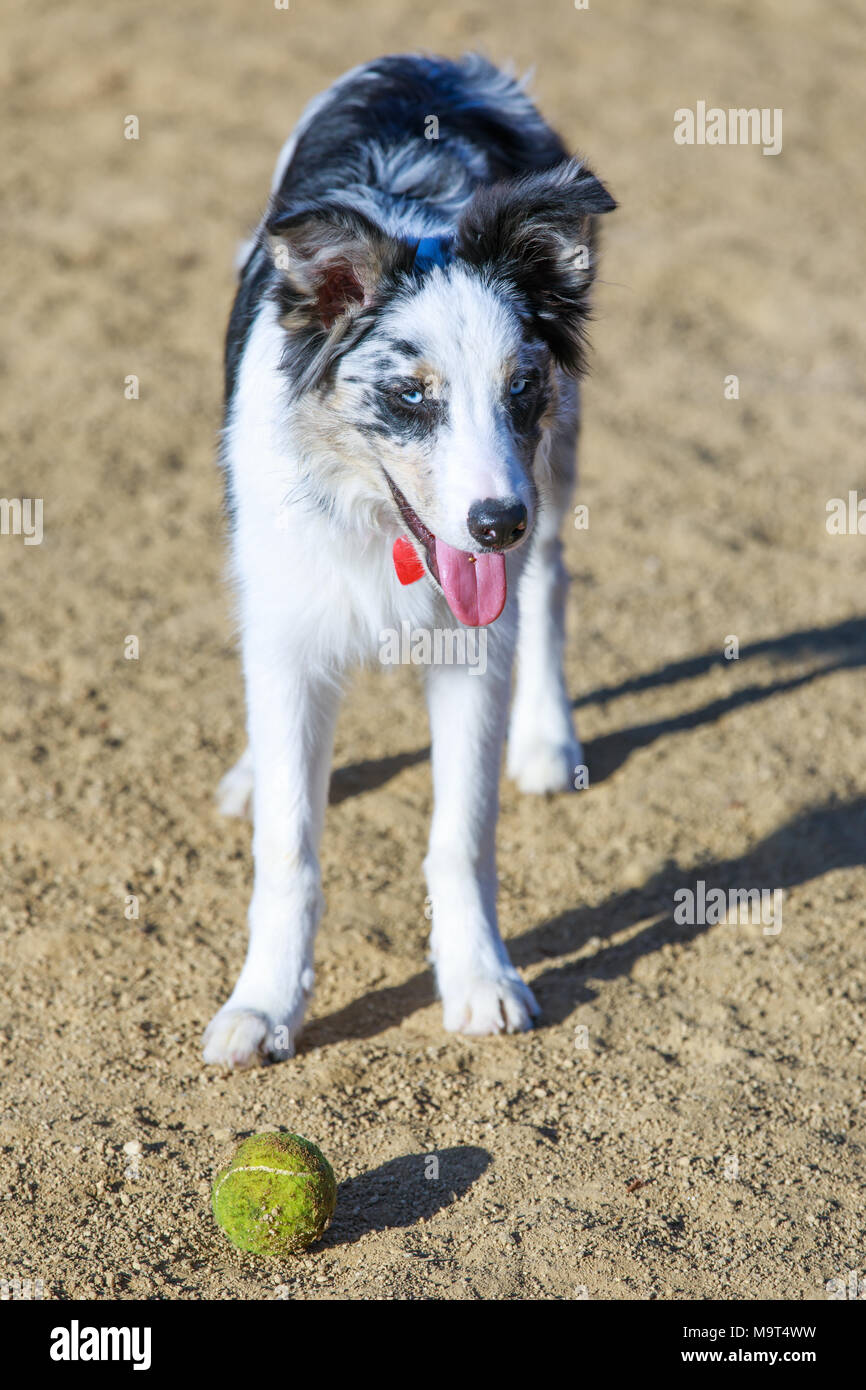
[455,159,616,373]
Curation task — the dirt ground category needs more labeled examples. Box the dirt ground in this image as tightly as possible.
[1,0,865,1302]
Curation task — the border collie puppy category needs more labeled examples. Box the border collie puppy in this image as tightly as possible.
[203,52,615,1067]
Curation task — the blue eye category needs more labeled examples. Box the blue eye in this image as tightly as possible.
[509,377,528,396]
[400,387,424,406]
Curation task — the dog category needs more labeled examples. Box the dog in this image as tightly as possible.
[202,53,615,1068]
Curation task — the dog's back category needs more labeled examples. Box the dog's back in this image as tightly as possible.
[270,53,568,232]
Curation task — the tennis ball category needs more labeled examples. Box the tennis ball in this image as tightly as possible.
[212,1132,337,1256]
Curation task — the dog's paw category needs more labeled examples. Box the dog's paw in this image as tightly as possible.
[216,749,253,819]
[202,1008,295,1069]
[442,973,540,1036]
[507,734,584,795]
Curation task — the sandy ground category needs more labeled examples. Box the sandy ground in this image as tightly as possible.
[1,0,865,1301]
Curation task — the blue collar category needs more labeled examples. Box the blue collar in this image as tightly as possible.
[413,235,453,272]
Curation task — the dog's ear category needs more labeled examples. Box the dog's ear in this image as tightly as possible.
[265,199,415,397]
[266,200,414,330]
[455,159,616,373]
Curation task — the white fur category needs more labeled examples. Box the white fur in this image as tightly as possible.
[509,378,584,793]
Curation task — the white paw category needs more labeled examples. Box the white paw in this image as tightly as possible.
[507,734,583,795]
[441,973,540,1035]
[202,1007,296,1069]
[216,748,253,818]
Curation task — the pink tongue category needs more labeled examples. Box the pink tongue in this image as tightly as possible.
[434,538,507,626]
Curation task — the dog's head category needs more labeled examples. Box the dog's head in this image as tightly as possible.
[266,159,615,626]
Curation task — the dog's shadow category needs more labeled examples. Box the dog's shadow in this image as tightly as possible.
[327,614,866,795]
[329,745,429,804]
[580,615,866,783]
[517,794,866,1026]
[305,794,866,1043]
[320,1147,491,1248]
[303,613,866,1045]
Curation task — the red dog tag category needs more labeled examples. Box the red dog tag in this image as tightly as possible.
[392,535,425,585]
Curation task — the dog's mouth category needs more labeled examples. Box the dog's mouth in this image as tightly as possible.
[383,472,507,628]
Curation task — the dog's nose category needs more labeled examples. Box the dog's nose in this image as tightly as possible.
[466,497,528,551]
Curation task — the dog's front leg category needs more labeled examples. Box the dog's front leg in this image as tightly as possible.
[424,617,539,1034]
[203,650,339,1068]
[507,389,583,795]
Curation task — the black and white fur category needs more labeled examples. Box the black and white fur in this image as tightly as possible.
[203,53,615,1067]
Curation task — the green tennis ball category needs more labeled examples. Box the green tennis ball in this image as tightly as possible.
[212,1132,337,1257]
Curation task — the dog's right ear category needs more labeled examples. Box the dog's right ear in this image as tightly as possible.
[266,200,414,331]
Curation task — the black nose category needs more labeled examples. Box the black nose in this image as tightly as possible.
[466,497,528,551]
